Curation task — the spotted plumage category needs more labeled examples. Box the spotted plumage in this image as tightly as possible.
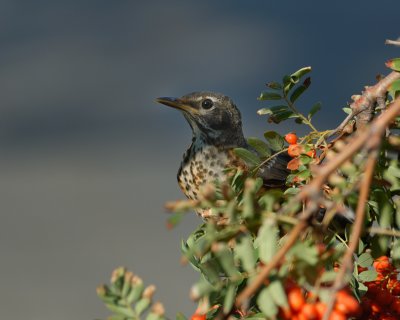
[156,92,290,207]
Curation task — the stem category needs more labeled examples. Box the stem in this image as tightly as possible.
[252,148,288,173]
[322,151,378,320]
[284,96,319,132]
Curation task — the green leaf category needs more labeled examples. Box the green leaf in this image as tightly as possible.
[176,312,188,320]
[223,283,237,314]
[190,277,215,300]
[256,287,278,318]
[146,312,163,320]
[392,239,400,260]
[263,131,284,151]
[266,81,282,90]
[106,303,135,318]
[198,259,221,284]
[289,66,312,84]
[358,252,373,268]
[135,298,151,316]
[257,219,278,264]
[233,148,260,167]
[320,270,338,283]
[269,279,288,307]
[308,102,322,119]
[167,212,185,228]
[289,242,319,265]
[388,79,400,99]
[268,110,297,124]
[283,75,295,95]
[289,77,311,103]
[214,244,241,278]
[386,58,400,72]
[234,235,257,273]
[258,92,282,100]
[298,155,313,165]
[244,313,268,320]
[247,137,272,157]
[358,270,378,282]
[342,107,352,114]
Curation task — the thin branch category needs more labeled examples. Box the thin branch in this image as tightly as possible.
[368,227,400,238]
[235,94,400,309]
[386,39,400,47]
[322,151,378,320]
[329,71,400,136]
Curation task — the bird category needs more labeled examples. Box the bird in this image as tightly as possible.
[156,92,290,206]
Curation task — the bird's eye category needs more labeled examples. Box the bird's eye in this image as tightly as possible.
[201,99,214,109]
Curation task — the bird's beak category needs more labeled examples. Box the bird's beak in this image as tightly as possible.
[155,97,198,114]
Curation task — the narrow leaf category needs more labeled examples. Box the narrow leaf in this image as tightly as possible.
[235,235,257,273]
[289,66,312,84]
[359,270,378,282]
[247,137,272,157]
[269,279,288,307]
[233,148,260,167]
[257,288,278,317]
[258,92,282,100]
[257,219,278,263]
[358,252,373,268]
[263,131,284,151]
[308,102,322,119]
[290,78,310,103]
[266,81,282,90]
[223,284,237,314]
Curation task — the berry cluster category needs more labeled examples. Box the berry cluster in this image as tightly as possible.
[358,256,400,319]
[278,282,360,320]
[284,133,316,158]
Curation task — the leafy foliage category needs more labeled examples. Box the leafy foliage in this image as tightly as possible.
[99,60,400,319]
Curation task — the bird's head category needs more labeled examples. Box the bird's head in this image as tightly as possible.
[156,92,245,146]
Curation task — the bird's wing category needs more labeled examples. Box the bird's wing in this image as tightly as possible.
[257,152,291,187]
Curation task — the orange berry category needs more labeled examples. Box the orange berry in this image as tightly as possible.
[285,132,298,145]
[300,303,318,319]
[374,256,392,273]
[315,302,327,318]
[392,281,400,296]
[191,313,206,320]
[370,301,383,315]
[288,287,306,312]
[335,290,361,315]
[329,309,347,320]
[306,149,316,158]
[378,315,398,320]
[288,144,304,157]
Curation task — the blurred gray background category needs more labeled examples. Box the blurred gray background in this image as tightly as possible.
[0,1,399,319]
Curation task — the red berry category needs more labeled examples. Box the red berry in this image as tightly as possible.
[191,314,206,320]
[285,133,298,145]
[374,256,392,273]
[335,290,361,315]
[300,303,318,319]
[288,287,306,312]
[391,298,400,314]
[315,302,327,317]
[329,309,347,320]
[375,288,393,306]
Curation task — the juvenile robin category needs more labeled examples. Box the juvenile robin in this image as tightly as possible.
[156,92,290,204]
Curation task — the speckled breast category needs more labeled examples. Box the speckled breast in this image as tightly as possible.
[177,144,240,200]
